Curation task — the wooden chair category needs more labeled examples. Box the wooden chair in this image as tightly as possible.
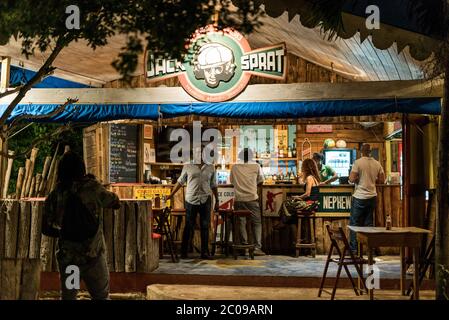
[318,225,368,300]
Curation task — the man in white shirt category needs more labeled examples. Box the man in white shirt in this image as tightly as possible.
[230,148,265,256]
[168,152,219,260]
[348,144,385,252]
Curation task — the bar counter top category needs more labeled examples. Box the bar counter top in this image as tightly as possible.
[110,183,401,188]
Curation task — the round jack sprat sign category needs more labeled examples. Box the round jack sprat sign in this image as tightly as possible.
[145,26,286,102]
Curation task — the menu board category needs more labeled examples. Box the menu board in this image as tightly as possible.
[109,124,138,183]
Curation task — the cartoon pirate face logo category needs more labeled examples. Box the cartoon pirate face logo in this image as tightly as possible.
[193,43,236,88]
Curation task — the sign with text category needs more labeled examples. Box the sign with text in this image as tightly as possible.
[306,125,333,133]
[134,187,171,200]
[317,187,353,216]
[146,26,286,102]
[217,188,235,210]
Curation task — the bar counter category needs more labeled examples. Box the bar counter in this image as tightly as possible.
[109,183,403,255]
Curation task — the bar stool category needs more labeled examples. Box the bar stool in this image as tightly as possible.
[211,209,232,256]
[170,208,186,250]
[295,210,317,257]
[232,210,256,260]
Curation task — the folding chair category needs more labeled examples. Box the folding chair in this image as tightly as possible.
[407,235,435,298]
[318,225,369,300]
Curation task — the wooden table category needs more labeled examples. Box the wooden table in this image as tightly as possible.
[348,226,431,300]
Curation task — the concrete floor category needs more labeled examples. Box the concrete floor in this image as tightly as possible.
[155,254,405,279]
[147,284,435,300]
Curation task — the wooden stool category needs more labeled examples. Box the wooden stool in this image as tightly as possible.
[170,208,186,249]
[211,209,232,256]
[232,210,256,260]
[295,211,317,257]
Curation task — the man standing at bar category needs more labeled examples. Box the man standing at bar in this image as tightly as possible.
[312,153,338,184]
[348,144,385,252]
[167,148,219,260]
[230,148,265,256]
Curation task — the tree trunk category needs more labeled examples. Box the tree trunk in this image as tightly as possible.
[436,64,449,300]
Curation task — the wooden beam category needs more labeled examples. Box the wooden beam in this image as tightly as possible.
[0,80,443,106]
[0,56,11,92]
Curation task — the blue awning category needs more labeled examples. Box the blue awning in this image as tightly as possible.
[1,104,160,123]
[160,98,441,119]
[0,97,440,123]
[0,65,90,88]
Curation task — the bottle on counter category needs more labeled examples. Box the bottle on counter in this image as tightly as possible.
[287,146,292,158]
[279,146,284,158]
[386,214,392,230]
[154,194,161,208]
[292,143,297,158]
[221,155,226,170]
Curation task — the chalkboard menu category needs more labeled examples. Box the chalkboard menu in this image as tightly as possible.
[109,124,138,183]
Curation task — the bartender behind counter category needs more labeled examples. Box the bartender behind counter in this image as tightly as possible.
[312,153,338,185]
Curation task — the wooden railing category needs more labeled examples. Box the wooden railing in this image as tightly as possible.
[0,199,158,273]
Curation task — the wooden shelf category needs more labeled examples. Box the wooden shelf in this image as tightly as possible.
[254,157,298,161]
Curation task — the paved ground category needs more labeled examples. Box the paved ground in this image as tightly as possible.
[155,254,406,279]
[147,284,435,300]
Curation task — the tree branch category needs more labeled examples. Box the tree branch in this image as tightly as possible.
[0,36,67,126]
[0,86,23,99]
[7,97,79,130]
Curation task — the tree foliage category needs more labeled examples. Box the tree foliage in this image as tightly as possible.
[6,123,85,193]
[0,0,261,80]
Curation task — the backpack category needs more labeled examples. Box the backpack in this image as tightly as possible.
[42,186,99,242]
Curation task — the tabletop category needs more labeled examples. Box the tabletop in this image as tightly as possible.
[348,226,431,234]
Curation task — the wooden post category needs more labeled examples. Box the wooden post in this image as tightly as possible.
[436,64,449,300]
[39,235,54,272]
[125,202,137,272]
[0,201,6,258]
[4,201,19,258]
[23,148,39,198]
[20,159,31,199]
[29,201,43,259]
[34,174,42,198]
[0,258,41,300]
[114,205,125,272]
[103,208,114,272]
[45,144,60,195]
[49,159,59,193]
[38,156,51,196]
[15,167,25,200]
[2,150,14,198]
[17,201,31,258]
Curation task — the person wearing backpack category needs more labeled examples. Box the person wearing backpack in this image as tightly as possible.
[43,151,120,300]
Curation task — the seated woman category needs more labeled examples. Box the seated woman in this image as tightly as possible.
[275,158,320,228]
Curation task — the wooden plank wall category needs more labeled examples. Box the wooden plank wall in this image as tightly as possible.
[0,200,158,273]
[83,123,109,184]
[104,53,351,89]
[295,122,386,169]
